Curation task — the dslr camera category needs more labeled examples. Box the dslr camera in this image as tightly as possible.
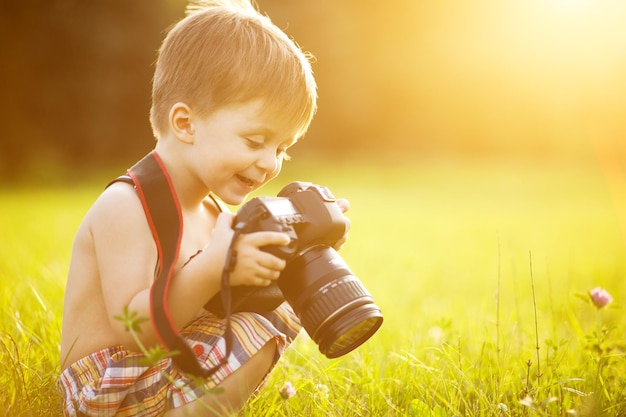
[205,182,383,358]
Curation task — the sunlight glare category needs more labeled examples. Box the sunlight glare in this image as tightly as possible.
[547,0,592,11]
[404,0,626,155]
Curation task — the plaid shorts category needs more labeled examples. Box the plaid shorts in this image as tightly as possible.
[57,303,301,417]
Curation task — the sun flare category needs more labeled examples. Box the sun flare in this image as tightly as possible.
[390,0,626,154]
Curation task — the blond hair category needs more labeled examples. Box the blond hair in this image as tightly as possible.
[149,0,317,140]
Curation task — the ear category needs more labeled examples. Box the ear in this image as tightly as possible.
[168,102,195,144]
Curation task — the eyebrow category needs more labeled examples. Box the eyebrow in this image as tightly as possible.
[243,126,275,138]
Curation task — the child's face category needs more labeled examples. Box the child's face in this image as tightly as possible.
[189,99,299,205]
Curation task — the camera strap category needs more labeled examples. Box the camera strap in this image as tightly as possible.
[110,151,236,378]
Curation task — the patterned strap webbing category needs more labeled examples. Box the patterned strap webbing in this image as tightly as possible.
[126,151,208,377]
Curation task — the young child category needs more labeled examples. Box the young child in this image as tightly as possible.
[58,1,349,415]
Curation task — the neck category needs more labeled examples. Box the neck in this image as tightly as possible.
[153,140,209,210]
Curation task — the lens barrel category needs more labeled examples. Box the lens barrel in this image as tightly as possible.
[280,247,383,358]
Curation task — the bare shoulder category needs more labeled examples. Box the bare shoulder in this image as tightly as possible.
[79,180,157,292]
[86,181,147,233]
[70,181,149,258]
[62,181,156,365]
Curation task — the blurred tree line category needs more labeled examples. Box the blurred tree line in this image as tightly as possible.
[0,0,405,182]
[0,0,173,180]
[3,0,624,182]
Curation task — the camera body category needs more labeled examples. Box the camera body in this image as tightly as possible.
[236,181,348,261]
[205,181,383,358]
[205,182,346,315]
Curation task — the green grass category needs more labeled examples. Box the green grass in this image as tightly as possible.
[1,155,625,416]
[0,187,91,416]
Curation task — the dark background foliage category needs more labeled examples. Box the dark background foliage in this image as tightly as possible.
[1,0,625,182]
[0,0,176,180]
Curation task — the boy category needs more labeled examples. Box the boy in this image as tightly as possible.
[58,1,349,415]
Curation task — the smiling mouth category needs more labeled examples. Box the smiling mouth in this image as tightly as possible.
[237,174,256,187]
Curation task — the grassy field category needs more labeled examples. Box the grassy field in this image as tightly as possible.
[1,155,625,416]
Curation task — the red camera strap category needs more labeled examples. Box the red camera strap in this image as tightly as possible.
[125,151,208,377]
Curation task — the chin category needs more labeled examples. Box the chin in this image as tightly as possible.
[220,194,247,207]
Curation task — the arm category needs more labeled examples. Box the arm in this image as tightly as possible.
[92,183,289,351]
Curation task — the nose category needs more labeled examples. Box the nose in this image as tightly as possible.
[256,148,281,175]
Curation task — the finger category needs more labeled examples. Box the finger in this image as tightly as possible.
[258,252,287,271]
[256,266,281,281]
[255,277,274,287]
[254,267,281,282]
[343,216,351,233]
[334,235,348,250]
[245,231,292,247]
[335,198,350,213]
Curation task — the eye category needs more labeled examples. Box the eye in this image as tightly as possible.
[244,137,264,149]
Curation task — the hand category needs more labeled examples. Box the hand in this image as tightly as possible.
[334,198,351,250]
[213,212,290,287]
[230,230,290,287]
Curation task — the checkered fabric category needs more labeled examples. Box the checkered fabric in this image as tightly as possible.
[58,303,301,416]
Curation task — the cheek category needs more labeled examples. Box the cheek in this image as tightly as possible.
[272,159,284,177]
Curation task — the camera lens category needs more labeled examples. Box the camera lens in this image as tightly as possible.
[280,247,383,358]
[313,291,383,358]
